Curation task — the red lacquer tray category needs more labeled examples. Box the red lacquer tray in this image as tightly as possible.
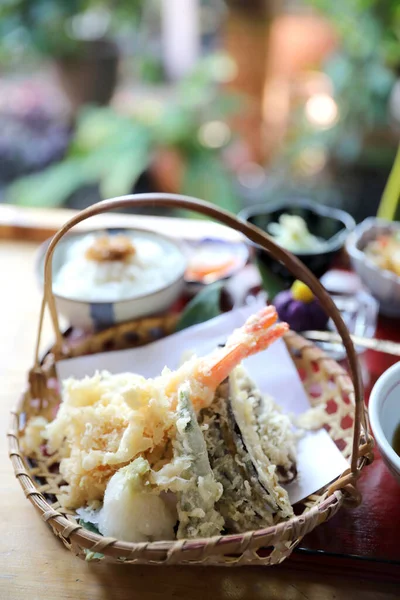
[291,313,400,582]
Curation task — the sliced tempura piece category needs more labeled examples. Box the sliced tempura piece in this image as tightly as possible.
[174,385,224,539]
[228,366,294,518]
[230,365,297,483]
[253,397,297,483]
[201,383,275,533]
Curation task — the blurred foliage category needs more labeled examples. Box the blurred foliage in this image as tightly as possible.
[309,0,400,68]
[286,52,395,167]
[6,54,243,214]
[0,0,143,62]
[287,0,398,169]
[374,1,400,69]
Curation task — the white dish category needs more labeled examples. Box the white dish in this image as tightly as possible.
[185,238,249,285]
[36,228,187,330]
[346,217,400,317]
[369,361,400,484]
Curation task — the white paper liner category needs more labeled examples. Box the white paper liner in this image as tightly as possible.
[57,301,349,505]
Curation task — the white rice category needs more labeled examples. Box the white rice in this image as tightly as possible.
[53,233,186,302]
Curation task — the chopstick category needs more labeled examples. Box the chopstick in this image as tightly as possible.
[302,330,400,357]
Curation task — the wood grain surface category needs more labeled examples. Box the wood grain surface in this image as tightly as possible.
[0,212,399,599]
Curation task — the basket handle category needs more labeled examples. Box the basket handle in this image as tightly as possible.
[36,192,366,476]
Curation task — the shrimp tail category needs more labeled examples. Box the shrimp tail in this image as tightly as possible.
[196,306,289,392]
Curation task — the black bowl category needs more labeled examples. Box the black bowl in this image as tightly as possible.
[239,199,355,287]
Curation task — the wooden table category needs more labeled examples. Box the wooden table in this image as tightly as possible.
[1,206,399,600]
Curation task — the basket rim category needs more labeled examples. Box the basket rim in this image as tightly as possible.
[8,328,371,560]
[8,422,344,558]
[8,431,346,558]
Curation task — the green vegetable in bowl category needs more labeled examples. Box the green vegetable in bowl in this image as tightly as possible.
[268,214,325,253]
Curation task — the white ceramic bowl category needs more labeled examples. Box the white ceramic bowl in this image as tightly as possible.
[369,361,400,484]
[346,217,400,317]
[36,227,187,330]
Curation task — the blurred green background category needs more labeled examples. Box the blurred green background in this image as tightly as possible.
[0,0,399,220]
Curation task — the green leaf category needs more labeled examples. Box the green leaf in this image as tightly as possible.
[84,549,104,561]
[176,282,223,332]
[182,153,240,214]
[99,148,151,198]
[7,116,154,208]
[79,519,104,559]
[92,124,153,197]
[256,258,286,301]
[6,160,87,207]
[71,106,137,155]
[79,519,101,536]
[153,105,198,146]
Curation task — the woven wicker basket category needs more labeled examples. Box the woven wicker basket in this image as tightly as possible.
[8,193,374,566]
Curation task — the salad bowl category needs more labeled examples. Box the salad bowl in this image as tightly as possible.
[239,199,355,286]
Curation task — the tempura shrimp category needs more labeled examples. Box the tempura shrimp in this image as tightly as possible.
[155,305,288,411]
